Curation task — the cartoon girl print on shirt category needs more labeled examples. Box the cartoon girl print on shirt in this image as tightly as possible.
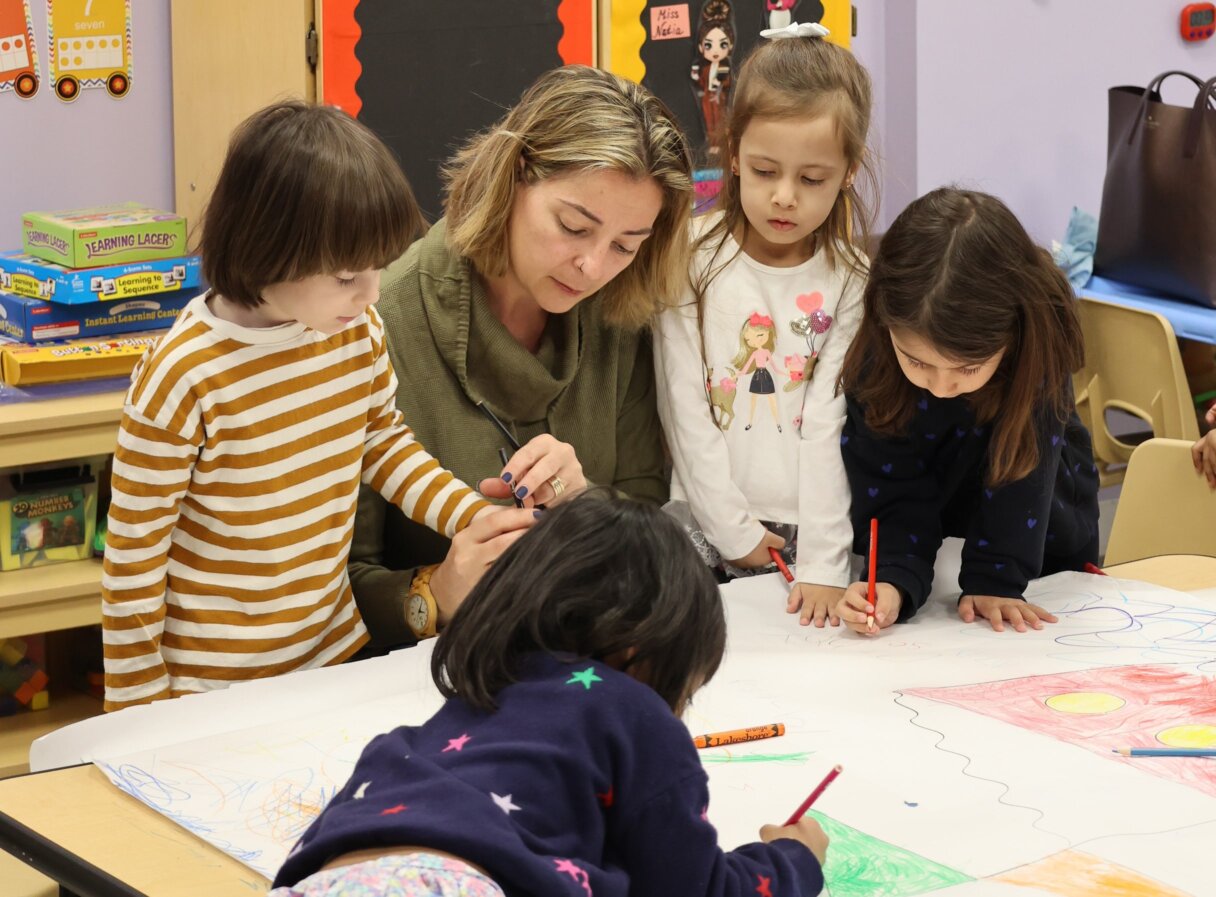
[732,312,788,432]
[691,0,735,152]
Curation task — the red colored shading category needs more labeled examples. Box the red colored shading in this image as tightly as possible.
[322,0,362,116]
[556,0,594,66]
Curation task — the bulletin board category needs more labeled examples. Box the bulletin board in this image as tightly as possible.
[320,0,595,219]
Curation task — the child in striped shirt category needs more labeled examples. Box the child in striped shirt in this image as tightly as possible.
[101,101,497,711]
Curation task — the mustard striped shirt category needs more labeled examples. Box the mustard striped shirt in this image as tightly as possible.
[102,295,488,711]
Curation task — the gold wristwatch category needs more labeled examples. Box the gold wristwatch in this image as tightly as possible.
[406,564,440,640]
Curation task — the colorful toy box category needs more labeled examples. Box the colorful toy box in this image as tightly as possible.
[0,287,197,342]
[0,250,202,304]
[0,330,160,385]
[0,636,50,717]
[22,203,187,267]
[0,462,98,571]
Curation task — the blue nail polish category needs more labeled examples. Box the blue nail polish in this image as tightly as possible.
[515,486,529,500]
[501,471,513,484]
[534,510,544,519]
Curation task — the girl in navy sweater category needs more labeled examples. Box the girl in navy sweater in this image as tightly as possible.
[835,188,1100,635]
[272,492,828,897]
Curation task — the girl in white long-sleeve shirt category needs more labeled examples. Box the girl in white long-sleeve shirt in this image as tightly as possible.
[654,23,876,625]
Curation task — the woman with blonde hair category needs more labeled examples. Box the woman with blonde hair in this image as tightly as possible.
[350,65,694,649]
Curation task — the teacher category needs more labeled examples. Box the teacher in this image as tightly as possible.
[350,65,695,648]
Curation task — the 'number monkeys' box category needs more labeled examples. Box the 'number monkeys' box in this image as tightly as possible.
[0,250,203,304]
[22,203,188,268]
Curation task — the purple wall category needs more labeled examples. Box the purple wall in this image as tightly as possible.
[898,0,1211,243]
[0,0,174,250]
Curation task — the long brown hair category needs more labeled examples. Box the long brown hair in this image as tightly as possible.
[840,188,1084,486]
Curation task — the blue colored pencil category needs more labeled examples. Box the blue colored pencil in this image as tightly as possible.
[1112,747,1216,758]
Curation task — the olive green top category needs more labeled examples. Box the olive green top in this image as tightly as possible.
[349,219,668,646]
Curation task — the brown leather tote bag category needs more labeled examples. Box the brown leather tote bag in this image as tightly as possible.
[1094,71,1216,307]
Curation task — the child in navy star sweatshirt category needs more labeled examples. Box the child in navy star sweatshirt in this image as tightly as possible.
[834,188,1099,635]
[272,492,828,897]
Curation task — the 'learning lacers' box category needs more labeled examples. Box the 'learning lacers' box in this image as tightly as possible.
[21,203,187,267]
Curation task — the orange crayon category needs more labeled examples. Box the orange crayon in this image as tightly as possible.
[693,723,785,749]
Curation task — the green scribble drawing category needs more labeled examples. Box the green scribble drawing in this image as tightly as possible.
[700,751,813,764]
[808,811,973,897]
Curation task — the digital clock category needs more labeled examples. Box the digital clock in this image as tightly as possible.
[1181,3,1216,41]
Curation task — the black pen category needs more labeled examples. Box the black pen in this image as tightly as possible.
[477,401,521,451]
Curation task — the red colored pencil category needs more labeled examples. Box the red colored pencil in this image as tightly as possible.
[866,518,878,630]
[785,764,843,825]
[769,547,794,583]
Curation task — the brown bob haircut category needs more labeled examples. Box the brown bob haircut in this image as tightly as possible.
[840,187,1084,487]
[442,65,694,329]
[200,100,424,308]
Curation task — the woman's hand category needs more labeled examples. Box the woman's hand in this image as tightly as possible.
[727,528,786,569]
[958,595,1058,633]
[428,507,539,624]
[479,434,587,508]
[836,581,901,635]
[786,583,846,627]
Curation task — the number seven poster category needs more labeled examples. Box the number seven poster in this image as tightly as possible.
[47,0,132,102]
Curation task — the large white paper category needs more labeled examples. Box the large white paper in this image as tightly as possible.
[87,570,1215,895]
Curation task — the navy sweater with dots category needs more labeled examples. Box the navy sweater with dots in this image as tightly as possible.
[840,391,1100,620]
[273,655,823,897]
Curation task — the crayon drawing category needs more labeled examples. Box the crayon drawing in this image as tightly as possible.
[904,665,1216,800]
[806,810,972,897]
[990,849,1193,897]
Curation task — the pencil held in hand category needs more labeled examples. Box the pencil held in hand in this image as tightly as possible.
[866,518,878,631]
[785,764,842,825]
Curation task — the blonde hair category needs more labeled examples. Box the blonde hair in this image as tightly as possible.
[443,65,694,329]
[731,319,775,368]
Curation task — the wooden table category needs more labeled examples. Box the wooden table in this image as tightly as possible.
[1,554,1211,897]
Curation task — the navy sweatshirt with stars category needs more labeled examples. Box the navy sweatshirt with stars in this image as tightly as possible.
[840,390,1100,620]
[273,655,824,897]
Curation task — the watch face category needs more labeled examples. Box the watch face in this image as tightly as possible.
[407,593,429,633]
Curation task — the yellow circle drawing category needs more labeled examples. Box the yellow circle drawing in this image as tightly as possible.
[1157,724,1216,748]
[1044,691,1126,714]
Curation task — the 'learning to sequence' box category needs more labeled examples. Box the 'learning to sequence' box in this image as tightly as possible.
[0,288,198,343]
[21,203,187,268]
[0,250,202,304]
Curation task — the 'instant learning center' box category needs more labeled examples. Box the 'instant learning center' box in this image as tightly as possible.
[0,250,202,304]
[22,203,187,268]
[0,288,198,342]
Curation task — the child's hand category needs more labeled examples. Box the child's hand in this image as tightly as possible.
[836,581,901,635]
[958,595,1058,632]
[786,583,845,627]
[727,528,786,569]
[759,817,829,866]
[1191,430,1216,490]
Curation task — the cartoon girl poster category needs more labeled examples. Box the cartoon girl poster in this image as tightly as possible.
[732,312,789,432]
[690,0,734,151]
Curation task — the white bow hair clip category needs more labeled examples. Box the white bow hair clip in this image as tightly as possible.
[760,21,830,40]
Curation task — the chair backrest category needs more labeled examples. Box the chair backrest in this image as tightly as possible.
[1104,438,1216,565]
[1074,298,1199,485]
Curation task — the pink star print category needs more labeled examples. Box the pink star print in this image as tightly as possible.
[443,733,471,752]
[595,786,614,808]
[756,874,773,897]
[554,858,594,896]
[380,804,408,815]
[700,805,709,822]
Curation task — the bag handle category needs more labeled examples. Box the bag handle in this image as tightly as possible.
[1127,70,1216,145]
[1183,75,1216,158]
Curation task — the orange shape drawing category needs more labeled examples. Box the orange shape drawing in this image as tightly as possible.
[556,0,594,66]
[321,0,362,116]
[905,664,1216,800]
[992,849,1191,897]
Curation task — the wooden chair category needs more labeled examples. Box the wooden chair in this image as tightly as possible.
[1104,438,1216,565]
[1074,298,1199,487]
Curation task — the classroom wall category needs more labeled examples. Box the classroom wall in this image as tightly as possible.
[0,0,174,250]
[894,0,1211,243]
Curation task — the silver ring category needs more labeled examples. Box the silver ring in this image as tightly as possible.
[548,475,566,498]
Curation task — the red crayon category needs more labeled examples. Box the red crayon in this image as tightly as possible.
[769,547,794,583]
[866,518,878,630]
[785,764,842,825]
